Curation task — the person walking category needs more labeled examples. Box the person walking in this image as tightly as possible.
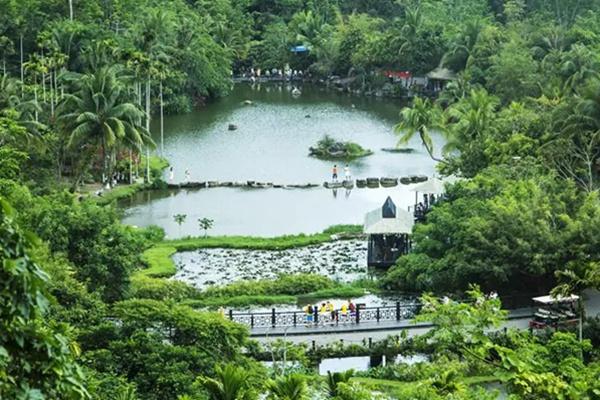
[184,169,191,183]
[304,304,314,327]
[340,301,349,324]
[326,301,336,325]
[332,165,338,182]
[348,300,356,323]
[319,302,328,326]
[169,166,174,182]
[344,164,351,182]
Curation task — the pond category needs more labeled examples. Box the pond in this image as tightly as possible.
[173,239,368,289]
[318,354,428,375]
[118,83,443,237]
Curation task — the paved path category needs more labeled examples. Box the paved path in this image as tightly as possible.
[252,308,533,345]
[254,290,600,346]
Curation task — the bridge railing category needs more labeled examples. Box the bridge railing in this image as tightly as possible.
[228,302,421,329]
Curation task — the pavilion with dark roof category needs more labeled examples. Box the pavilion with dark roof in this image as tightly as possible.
[363,197,414,268]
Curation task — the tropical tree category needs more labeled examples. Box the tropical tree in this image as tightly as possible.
[132,8,175,181]
[0,35,14,76]
[443,88,499,175]
[174,213,187,237]
[0,198,88,399]
[197,363,257,400]
[266,374,308,400]
[58,66,152,188]
[325,370,354,398]
[198,217,214,237]
[442,19,485,71]
[394,97,446,163]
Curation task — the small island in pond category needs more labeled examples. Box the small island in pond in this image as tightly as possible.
[309,135,373,160]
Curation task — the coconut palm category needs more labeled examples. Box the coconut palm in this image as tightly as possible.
[266,374,308,400]
[394,97,446,163]
[58,66,153,188]
[559,79,600,136]
[132,8,175,181]
[0,74,45,146]
[445,88,499,149]
[442,19,485,71]
[197,363,256,400]
[0,35,14,76]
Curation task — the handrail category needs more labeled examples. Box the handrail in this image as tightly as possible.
[229,303,422,318]
[228,302,422,329]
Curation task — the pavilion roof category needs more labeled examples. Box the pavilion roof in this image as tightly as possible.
[410,177,446,195]
[364,197,414,235]
[427,67,457,81]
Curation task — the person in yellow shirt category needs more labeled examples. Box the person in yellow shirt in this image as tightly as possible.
[326,301,336,324]
[340,302,348,323]
[319,303,328,325]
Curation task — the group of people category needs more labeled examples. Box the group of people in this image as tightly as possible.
[303,300,357,326]
[168,167,191,183]
[332,164,351,183]
[244,67,304,81]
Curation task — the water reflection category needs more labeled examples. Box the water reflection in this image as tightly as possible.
[120,83,443,237]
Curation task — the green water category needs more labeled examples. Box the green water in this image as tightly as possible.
[119,83,442,237]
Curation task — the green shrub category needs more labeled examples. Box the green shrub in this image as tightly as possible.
[130,275,198,302]
[201,274,336,298]
[183,295,296,309]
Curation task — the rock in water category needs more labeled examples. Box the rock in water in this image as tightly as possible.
[228,124,238,131]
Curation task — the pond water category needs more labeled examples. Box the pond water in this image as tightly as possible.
[174,239,368,289]
[119,83,443,237]
[318,354,428,375]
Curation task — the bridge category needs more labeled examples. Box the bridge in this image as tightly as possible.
[227,291,600,346]
[228,302,420,333]
[227,303,535,345]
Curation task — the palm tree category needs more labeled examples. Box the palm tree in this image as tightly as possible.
[442,19,484,71]
[445,88,499,147]
[115,386,138,400]
[266,374,308,400]
[58,66,152,188]
[325,370,354,398]
[0,35,14,76]
[197,364,256,400]
[394,97,446,163]
[553,261,600,341]
[559,79,600,136]
[133,8,175,182]
[0,75,45,147]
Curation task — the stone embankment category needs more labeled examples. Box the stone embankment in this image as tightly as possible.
[167,175,428,190]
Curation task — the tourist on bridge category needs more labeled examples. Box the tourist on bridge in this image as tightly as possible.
[344,164,351,182]
[184,169,191,183]
[332,165,338,182]
[169,167,174,182]
[319,303,328,325]
[340,301,348,323]
[348,300,356,322]
[326,301,336,324]
[304,304,314,326]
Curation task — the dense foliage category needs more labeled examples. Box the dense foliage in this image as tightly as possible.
[2,0,600,398]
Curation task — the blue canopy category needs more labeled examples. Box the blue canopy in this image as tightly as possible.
[291,45,308,53]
